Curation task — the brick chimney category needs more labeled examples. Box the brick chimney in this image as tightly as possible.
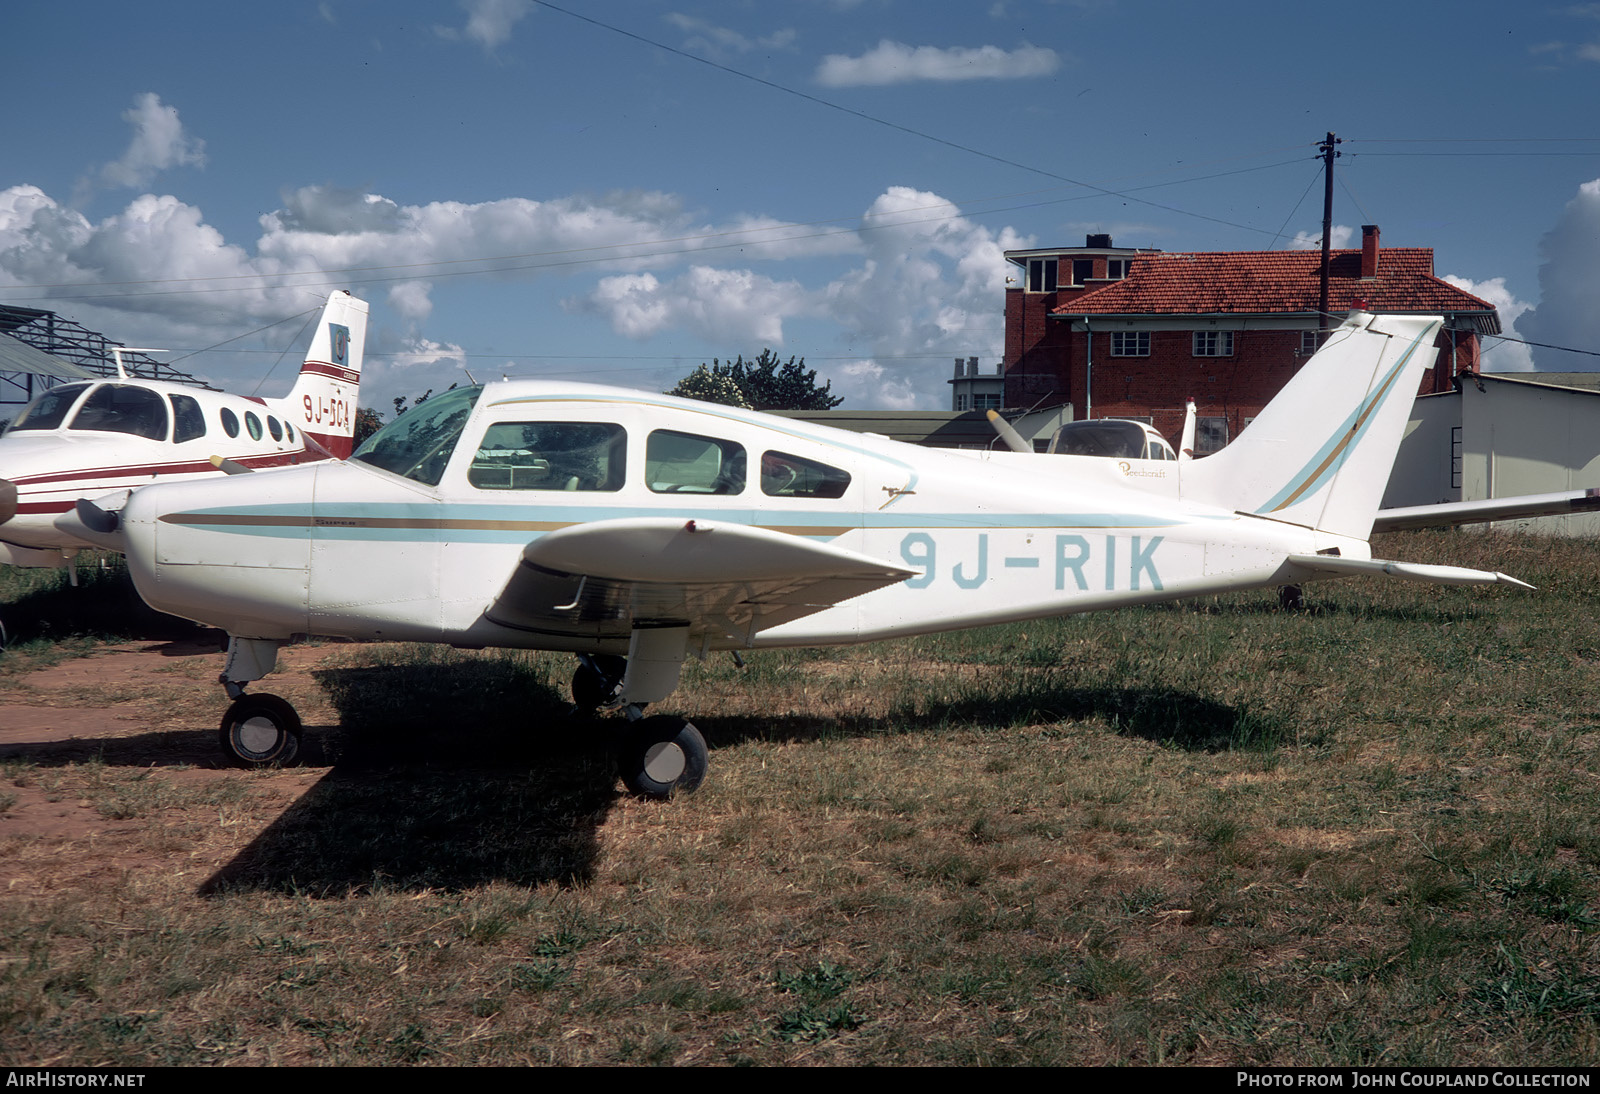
[1361,225,1380,278]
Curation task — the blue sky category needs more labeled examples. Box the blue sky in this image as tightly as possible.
[4,0,1600,416]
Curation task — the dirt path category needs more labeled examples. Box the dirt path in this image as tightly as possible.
[0,640,339,868]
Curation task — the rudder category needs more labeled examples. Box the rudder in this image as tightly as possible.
[1181,312,1442,540]
[275,290,368,459]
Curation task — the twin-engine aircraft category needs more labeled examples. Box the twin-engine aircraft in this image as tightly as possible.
[65,312,1531,797]
[0,291,367,570]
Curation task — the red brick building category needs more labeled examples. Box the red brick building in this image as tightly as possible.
[1003,227,1500,451]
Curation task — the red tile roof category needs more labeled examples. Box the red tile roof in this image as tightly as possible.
[1052,248,1499,333]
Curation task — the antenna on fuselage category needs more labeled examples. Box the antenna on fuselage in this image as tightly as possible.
[109,347,167,381]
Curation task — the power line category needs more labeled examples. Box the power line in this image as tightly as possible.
[529,0,1293,240]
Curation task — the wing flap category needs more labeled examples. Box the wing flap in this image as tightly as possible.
[484,517,913,643]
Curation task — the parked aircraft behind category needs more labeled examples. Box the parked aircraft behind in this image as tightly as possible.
[0,290,367,570]
[67,312,1531,797]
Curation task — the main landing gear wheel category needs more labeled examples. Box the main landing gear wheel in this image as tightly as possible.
[618,715,707,799]
[219,693,302,768]
[572,654,628,713]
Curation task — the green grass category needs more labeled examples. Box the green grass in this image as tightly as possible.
[3,530,1600,1064]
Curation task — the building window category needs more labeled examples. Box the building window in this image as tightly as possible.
[1106,259,1131,280]
[1192,331,1234,357]
[955,394,969,411]
[1071,259,1094,286]
[1110,331,1150,357]
[973,394,1002,410]
[1197,416,1229,454]
[1026,258,1058,293]
[1299,330,1320,355]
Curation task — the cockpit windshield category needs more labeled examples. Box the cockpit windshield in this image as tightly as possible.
[352,385,482,486]
[1050,420,1150,459]
[7,384,91,433]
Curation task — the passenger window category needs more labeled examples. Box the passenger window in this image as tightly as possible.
[245,411,263,441]
[467,421,626,491]
[284,422,295,442]
[220,407,240,438]
[169,394,207,443]
[760,450,851,499]
[267,416,283,442]
[69,384,169,441]
[646,430,745,495]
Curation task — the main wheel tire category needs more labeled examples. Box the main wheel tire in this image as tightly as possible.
[572,654,627,712]
[219,693,302,768]
[618,715,708,799]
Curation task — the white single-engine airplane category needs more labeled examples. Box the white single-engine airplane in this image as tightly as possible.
[62,312,1532,797]
[0,291,367,570]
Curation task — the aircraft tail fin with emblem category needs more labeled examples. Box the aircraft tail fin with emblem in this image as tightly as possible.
[272,290,368,459]
[1180,312,1442,541]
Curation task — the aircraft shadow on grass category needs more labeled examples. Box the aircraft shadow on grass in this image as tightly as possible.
[190,656,1275,897]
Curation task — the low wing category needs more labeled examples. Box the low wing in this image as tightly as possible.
[1286,553,1533,590]
[1374,488,1600,533]
[483,517,914,645]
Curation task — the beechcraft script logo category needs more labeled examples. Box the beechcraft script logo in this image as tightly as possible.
[329,323,349,367]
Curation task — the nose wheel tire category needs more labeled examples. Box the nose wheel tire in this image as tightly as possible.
[219,693,302,767]
[618,715,707,799]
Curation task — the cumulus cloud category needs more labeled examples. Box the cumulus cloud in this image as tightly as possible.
[568,185,1021,407]
[570,267,806,344]
[815,41,1059,87]
[1518,177,1600,369]
[437,0,533,50]
[97,93,206,190]
[665,13,796,56]
[1443,274,1535,372]
[1288,224,1354,250]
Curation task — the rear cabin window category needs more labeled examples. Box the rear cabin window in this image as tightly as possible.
[244,412,263,441]
[760,450,851,499]
[8,384,89,431]
[467,421,626,491]
[70,384,169,441]
[267,416,283,442]
[646,430,745,495]
[169,394,206,443]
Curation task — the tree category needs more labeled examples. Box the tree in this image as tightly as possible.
[668,349,841,411]
[667,365,749,408]
[353,406,384,447]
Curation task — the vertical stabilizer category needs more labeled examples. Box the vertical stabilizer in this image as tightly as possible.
[1181,312,1441,540]
[274,291,368,459]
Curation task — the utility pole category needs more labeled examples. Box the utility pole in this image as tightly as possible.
[1317,132,1341,338]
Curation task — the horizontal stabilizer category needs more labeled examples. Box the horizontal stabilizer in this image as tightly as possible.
[1286,553,1533,590]
[1374,488,1600,532]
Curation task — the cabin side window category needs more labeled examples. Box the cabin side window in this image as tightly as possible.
[645,430,745,495]
[69,384,169,441]
[220,408,240,438]
[467,421,626,491]
[244,412,263,441]
[267,416,283,442]
[8,384,90,431]
[760,450,851,499]
[169,394,206,443]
